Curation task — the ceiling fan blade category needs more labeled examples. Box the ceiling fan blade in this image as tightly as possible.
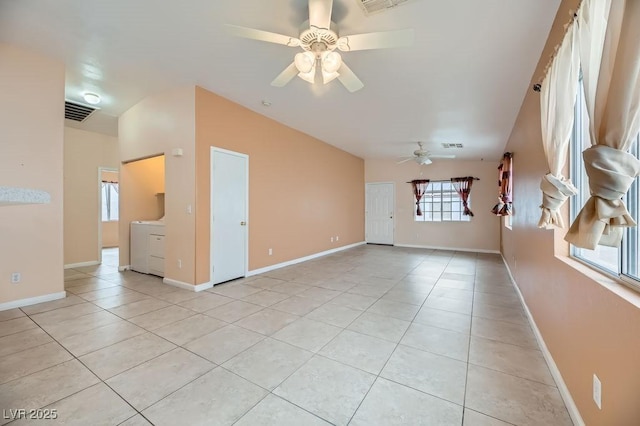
[429,154,456,159]
[337,29,414,52]
[226,24,300,47]
[337,62,364,93]
[309,0,333,30]
[396,157,414,164]
[271,62,299,87]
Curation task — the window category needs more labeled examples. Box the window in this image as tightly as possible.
[101,181,119,222]
[415,181,470,222]
[570,80,640,288]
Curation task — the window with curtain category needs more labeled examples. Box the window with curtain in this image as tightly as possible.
[571,79,640,289]
[415,181,470,222]
[101,181,119,222]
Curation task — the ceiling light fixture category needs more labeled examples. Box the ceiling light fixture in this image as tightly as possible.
[294,52,315,74]
[322,51,342,74]
[83,92,101,105]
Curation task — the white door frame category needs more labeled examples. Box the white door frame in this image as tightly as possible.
[98,167,119,264]
[210,146,249,284]
[365,182,395,245]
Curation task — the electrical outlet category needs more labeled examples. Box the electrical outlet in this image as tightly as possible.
[268,248,273,256]
[593,374,602,409]
[336,236,339,241]
[330,237,334,242]
[178,259,182,269]
[11,272,21,284]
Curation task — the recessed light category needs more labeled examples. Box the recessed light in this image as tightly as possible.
[83,92,101,105]
[261,100,272,107]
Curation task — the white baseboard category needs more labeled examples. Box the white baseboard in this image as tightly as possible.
[163,277,213,292]
[64,260,99,269]
[118,265,131,272]
[0,291,67,312]
[394,243,500,254]
[501,255,585,426]
[247,241,366,276]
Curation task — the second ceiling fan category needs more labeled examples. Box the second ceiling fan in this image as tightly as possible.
[227,0,413,92]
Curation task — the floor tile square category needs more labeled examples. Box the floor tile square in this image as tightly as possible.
[142,367,268,426]
[463,408,514,425]
[24,383,136,426]
[347,312,410,342]
[204,300,263,323]
[465,364,572,426]
[366,298,420,321]
[351,377,463,426]
[59,320,145,356]
[235,394,330,426]
[0,327,52,358]
[401,322,470,361]
[241,289,291,307]
[107,347,214,410]
[185,324,264,364]
[154,314,227,345]
[272,317,342,352]
[108,298,171,319]
[274,356,376,426]
[0,341,72,384]
[319,329,396,374]
[20,295,86,315]
[329,293,378,310]
[381,344,467,404]
[235,308,299,336]
[40,310,122,340]
[270,295,325,316]
[79,333,175,379]
[223,338,313,390]
[0,360,99,423]
[305,303,363,327]
[413,307,472,334]
[177,292,234,312]
[469,336,554,385]
[211,283,263,299]
[128,305,195,330]
[471,317,538,349]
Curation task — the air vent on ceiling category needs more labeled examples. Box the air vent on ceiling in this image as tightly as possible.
[442,143,464,149]
[356,0,413,16]
[64,101,96,122]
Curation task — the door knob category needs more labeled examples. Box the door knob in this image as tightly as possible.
[240,221,246,226]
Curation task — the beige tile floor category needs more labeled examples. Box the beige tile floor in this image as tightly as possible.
[0,246,573,426]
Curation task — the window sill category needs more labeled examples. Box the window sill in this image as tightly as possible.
[555,254,640,309]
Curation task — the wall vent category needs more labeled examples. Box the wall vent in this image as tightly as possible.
[65,101,96,122]
[356,0,413,16]
[442,143,464,149]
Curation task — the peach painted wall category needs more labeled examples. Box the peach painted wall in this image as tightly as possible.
[63,127,119,265]
[0,44,64,305]
[101,170,119,248]
[118,87,194,284]
[502,0,640,424]
[365,159,499,252]
[194,87,365,283]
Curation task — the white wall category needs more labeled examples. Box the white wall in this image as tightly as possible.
[0,44,65,305]
[365,159,500,252]
[64,127,119,265]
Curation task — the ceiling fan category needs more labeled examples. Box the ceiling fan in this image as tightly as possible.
[226,0,413,92]
[397,142,456,165]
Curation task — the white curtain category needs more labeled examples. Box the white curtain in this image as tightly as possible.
[538,22,581,229]
[565,0,640,249]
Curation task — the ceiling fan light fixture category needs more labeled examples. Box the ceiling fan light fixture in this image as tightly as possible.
[321,69,340,84]
[298,66,316,84]
[294,51,316,73]
[416,157,432,165]
[321,51,342,73]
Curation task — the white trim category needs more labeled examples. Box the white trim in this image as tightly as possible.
[163,277,213,292]
[247,241,366,276]
[211,147,249,284]
[0,291,66,311]
[64,260,100,269]
[395,243,500,254]
[501,255,585,426]
[118,265,130,272]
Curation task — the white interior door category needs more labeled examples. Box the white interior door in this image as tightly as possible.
[211,148,248,284]
[365,182,395,245]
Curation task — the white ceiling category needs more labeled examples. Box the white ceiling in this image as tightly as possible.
[0,0,560,161]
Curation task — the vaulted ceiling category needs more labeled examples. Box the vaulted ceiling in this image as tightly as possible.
[0,0,560,161]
